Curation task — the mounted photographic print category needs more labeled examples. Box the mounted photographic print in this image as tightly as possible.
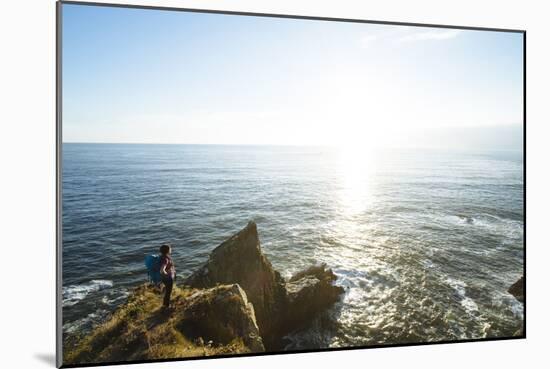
[56,1,525,367]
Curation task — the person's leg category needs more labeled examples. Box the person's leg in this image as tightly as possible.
[163,277,173,307]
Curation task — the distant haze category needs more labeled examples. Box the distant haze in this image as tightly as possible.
[395,124,523,151]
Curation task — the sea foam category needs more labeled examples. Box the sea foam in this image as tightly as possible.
[63,280,114,307]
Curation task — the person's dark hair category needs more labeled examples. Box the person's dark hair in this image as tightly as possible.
[159,244,171,255]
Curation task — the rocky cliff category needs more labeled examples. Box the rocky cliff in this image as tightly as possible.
[508,275,525,337]
[285,263,344,330]
[185,221,344,348]
[508,276,524,304]
[65,221,343,365]
[184,221,288,347]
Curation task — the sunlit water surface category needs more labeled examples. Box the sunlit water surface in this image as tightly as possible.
[62,144,524,347]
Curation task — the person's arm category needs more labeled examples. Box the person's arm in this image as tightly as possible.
[160,258,168,276]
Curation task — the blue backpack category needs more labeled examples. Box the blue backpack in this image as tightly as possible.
[145,254,162,285]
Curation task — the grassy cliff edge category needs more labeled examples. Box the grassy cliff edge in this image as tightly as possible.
[64,283,264,365]
[64,222,344,366]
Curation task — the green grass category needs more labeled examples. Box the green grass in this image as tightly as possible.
[64,284,249,366]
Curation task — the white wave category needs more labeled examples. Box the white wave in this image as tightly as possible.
[445,277,479,315]
[492,290,524,319]
[422,259,435,269]
[508,299,524,319]
[63,309,109,334]
[442,213,523,250]
[63,280,113,307]
[460,296,479,314]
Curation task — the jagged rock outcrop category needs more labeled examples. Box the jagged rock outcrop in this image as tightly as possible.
[508,276,525,337]
[65,221,344,366]
[508,276,524,304]
[284,264,345,330]
[184,221,288,347]
[179,284,264,352]
[64,284,264,365]
[185,221,344,348]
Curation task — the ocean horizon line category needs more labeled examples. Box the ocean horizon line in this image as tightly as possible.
[63,141,330,147]
[62,141,523,153]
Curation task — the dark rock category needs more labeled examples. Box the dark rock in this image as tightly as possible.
[508,276,524,304]
[284,264,344,330]
[184,221,288,347]
[179,284,264,352]
[184,222,344,349]
[288,263,338,283]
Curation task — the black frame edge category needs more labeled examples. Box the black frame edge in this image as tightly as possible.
[59,0,526,33]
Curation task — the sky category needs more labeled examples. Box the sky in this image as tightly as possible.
[62,4,524,149]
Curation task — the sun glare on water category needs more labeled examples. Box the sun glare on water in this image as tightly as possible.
[336,144,379,216]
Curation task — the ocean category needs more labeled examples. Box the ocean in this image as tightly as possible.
[61,143,524,347]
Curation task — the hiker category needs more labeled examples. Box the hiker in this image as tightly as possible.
[159,244,176,308]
